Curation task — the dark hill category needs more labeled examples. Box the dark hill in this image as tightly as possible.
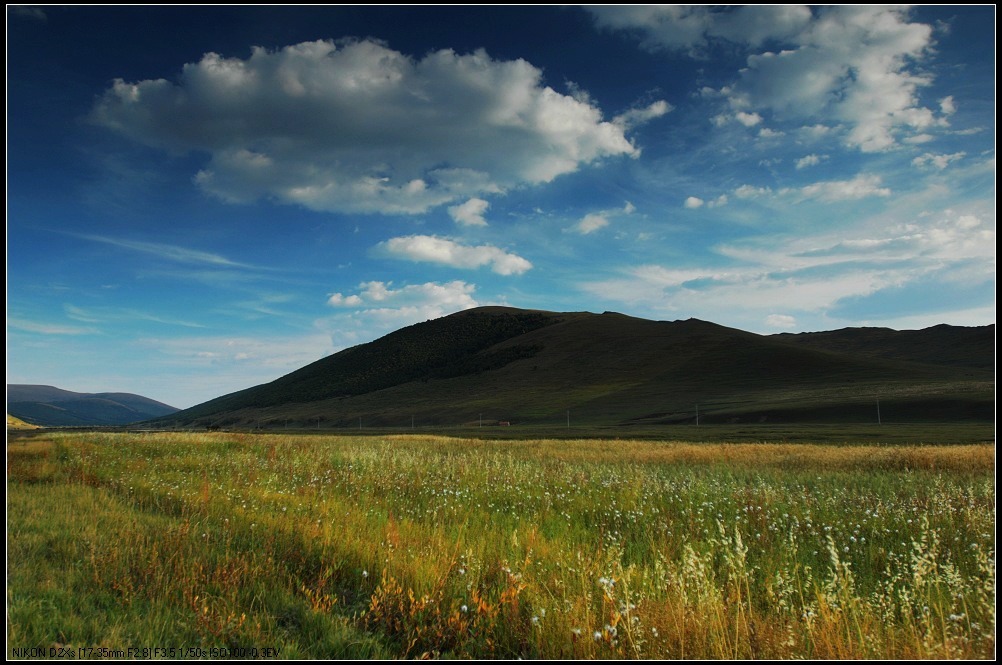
[772,324,995,371]
[147,308,995,429]
[172,307,562,421]
[7,384,179,427]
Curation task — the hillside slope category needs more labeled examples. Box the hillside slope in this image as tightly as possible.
[7,413,40,430]
[7,385,179,426]
[148,308,994,429]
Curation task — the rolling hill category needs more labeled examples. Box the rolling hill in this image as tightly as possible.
[7,385,179,427]
[145,307,995,429]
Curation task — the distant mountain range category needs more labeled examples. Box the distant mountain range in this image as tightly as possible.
[145,307,994,429]
[7,385,179,427]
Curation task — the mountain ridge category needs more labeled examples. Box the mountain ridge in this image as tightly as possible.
[7,384,179,427]
[146,307,994,429]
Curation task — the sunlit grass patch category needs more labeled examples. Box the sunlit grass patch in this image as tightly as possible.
[7,432,995,659]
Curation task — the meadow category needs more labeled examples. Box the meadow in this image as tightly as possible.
[7,431,995,659]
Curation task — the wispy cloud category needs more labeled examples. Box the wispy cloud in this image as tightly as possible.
[581,204,994,330]
[78,234,260,269]
[790,174,892,202]
[8,318,98,335]
[612,100,672,130]
[795,154,827,170]
[912,152,966,170]
[568,201,638,234]
[152,332,333,369]
[64,304,206,328]
[765,314,797,329]
[10,6,47,21]
[573,213,610,234]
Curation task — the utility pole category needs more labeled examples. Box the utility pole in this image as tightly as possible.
[567,409,570,428]
[877,398,881,425]
[696,403,699,426]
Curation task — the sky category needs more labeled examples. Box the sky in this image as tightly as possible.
[6,5,996,409]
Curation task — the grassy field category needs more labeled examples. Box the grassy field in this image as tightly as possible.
[7,431,995,659]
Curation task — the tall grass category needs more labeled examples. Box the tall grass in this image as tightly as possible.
[7,432,995,659]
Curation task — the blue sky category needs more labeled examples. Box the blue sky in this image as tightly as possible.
[6,6,995,409]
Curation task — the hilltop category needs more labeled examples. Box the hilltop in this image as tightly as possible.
[145,307,994,429]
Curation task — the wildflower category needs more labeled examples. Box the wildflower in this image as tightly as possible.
[461,605,468,613]
[362,570,369,578]
[593,631,602,641]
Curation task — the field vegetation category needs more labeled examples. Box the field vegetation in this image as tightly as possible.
[7,431,995,659]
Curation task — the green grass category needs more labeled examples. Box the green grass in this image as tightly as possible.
[129,421,996,445]
[7,432,995,659]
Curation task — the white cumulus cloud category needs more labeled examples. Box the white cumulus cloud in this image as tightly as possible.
[328,279,478,310]
[729,7,938,152]
[448,197,490,227]
[735,111,763,127]
[376,235,532,275]
[684,196,704,209]
[590,6,944,152]
[92,39,661,215]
